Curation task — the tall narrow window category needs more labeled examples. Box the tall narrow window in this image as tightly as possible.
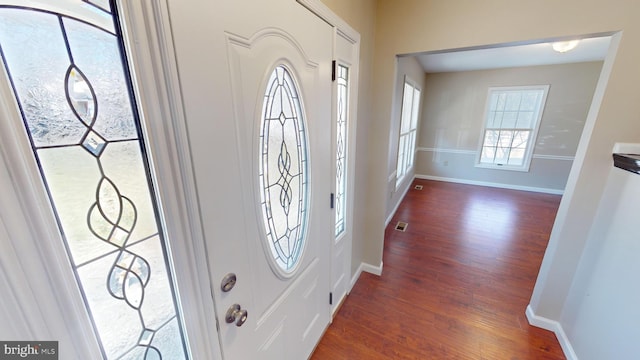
[477,85,549,171]
[396,78,421,188]
[335,64,349,237]
[259,65,309,275]
[0,4,188,359]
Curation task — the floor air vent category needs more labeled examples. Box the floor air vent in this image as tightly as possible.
[395,221,408,232]
[414,185,423,190]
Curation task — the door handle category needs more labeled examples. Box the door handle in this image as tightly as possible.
[225,304,248,327]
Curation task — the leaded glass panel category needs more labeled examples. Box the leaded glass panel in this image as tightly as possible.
[335,64,348,237]
[0,4,188,359]
[259,65,309,273]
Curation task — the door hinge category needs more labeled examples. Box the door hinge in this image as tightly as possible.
[329,292,333,305]
[331,60,336,81]
[330,193,335,209]
[215,317,220,332]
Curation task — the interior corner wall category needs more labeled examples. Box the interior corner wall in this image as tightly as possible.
[318,0,379,276]
[416,62,602,193]
[372,0,640,358]
[385,56,425,222]
[559,163,640,359]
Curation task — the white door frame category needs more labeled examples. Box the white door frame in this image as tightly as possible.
[117,1,223,358]
[0,1,222,358]
[297,0,361,313]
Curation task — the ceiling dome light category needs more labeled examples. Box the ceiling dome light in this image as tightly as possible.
[552,40,580,53]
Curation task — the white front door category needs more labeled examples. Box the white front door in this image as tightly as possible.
[167,0,333,358]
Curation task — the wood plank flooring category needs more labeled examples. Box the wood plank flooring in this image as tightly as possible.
[311,179,565,359]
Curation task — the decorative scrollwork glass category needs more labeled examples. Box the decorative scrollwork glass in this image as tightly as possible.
[259,65,309,274]
[335,64,349,237]
[0,3,188,359]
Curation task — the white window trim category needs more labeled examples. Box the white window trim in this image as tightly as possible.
[396,76,421,188]
[475,85,549,172]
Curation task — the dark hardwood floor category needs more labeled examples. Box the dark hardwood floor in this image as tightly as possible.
[311,179,565,359]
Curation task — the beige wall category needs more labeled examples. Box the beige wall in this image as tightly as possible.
[386,56,425,222]
[319,0,379,274]
[416,62,603,192]
[319,1,640,355]
[369,0,640,357]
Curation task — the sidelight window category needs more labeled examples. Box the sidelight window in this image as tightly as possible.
[335,64,349,237]
[0,4,188,359]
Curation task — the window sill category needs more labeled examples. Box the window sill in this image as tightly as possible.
[474,163,530,172]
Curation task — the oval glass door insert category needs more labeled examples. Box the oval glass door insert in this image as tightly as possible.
[259,65,309,274]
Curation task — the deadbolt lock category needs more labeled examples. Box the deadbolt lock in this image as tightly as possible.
[220,273,237,292]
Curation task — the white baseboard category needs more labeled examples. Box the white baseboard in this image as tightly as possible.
[385,179,413,226]
[350,261,383,291]
[385,202,398,227]
[349,266,361,291]
[415,174,564,195]
[362,261,383,276]
[526,305,578,360]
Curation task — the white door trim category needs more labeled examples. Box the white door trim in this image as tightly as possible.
[296,0,360,44]
[298,0,361,308]
[116,1,223,358]
[337,29,360,293]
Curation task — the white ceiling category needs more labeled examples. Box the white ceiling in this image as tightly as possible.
[414,36,612,73]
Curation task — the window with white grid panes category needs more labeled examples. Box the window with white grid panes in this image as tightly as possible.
[477,85,549,171]
[396,78,421,188]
